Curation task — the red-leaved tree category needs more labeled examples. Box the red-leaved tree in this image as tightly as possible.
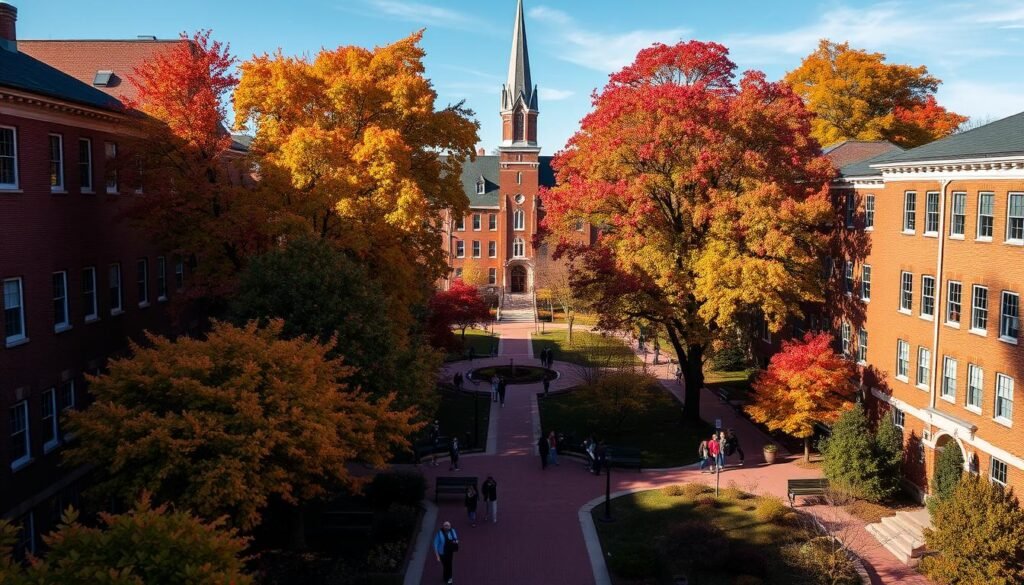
[428,280,492,349]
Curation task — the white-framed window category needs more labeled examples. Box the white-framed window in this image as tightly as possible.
[0,126,18,189]
[917,346,931,389]
[472,213,481,231]
[903,191,916,232]
[844,261,853,295]
[922,275,935,318]
[1007,193,1024,243]
[513,208,525,231]
[174,257,185,291]
[967,364,983,411]
[476,178,485,195]
[49,134,64,192]
[977,192,994,240]
[865,194,875,230]
[861,265,871,302]
[3,277,26,345]
[950,192,966,237]
[896,339,910,380]
[512,237,525,258]
[892,407,905,429]
[471,241,481,258]
[971,285,988,332]
[488,241,497,258]
[455,241,465,258]
[156,256,167,301]
[845,192,855,228]
[841,321,851,357]
[454,267,463,279]
[109,263,122,314]
[82,267,98,321]
[489,213,497,231]
[60,380,76,412]
[1000,291,1019,342]
[41,388,59,452]
[9,400,30,469]
[991,458,1008,486]
[900,271,913,312]
[995,373,1014,423]
[136,258,149,306]
[78,138,93,192]
[455,216,465,231]
[52,271,70,332]
[947,281,962,325]
[488,268,497,285]
[104,141,118,194]
[925,191,940,235]
[857,328,868,364]
[942,356,958,401]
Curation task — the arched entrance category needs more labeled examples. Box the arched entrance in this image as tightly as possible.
[934,433,970,472]
[510,265,527,293]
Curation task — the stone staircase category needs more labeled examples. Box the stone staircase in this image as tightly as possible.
[500,292,536,323]
[865,508,931,566]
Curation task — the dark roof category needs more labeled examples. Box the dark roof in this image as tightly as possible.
[824,140,902,170]
[838,148,907,178]
[456,155,556,207]
[0,49,122,111]
[230,134,253,152]
[879,111,1024,164]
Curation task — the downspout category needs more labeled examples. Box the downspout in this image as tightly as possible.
[929,179,953,412]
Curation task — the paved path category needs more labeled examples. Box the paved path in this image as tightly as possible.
[412,322,933,585]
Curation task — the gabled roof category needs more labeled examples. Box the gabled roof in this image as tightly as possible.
[454,155,556,207]
[824,140,903,170]
[0,48,122,111]
[838,148,907,179]
[878,111,1024,164]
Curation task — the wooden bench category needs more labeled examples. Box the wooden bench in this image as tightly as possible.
[435,476,478,503]
[787,478,829,507]
[607,446,643,472]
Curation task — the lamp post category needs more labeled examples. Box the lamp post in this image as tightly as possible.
[473,389,479,449]
[601,448,613,522]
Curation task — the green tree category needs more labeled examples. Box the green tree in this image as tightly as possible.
[873,414,904,501]
[820,406,883,501]
[929,442,965,512]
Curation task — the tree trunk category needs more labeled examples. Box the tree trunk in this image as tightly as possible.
[681,343,704,421]
[289,505,307,550]
[568,314,574,345]
[804,436,811,463]
[461,326,467,340]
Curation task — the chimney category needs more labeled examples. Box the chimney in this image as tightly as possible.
[0,2,15,52]
[477,147,486,156]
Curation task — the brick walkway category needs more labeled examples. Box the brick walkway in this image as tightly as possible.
[413,323,933,585]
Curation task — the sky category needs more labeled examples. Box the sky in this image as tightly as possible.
[19,0,1024,153]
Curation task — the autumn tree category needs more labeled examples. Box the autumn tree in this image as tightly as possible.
[428,279,492,347]
[785,40,966,148]
[535,257,583,343]
[747,332,855,461]
[65,320,418,540]
[544,40,834,421]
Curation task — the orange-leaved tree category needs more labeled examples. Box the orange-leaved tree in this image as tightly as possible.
[65,320,418,541]
[746,331,856,461]
[784,39,966,149]
[543,40,834,421]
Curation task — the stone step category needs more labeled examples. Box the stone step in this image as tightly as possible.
[866,522,916,566]
[895,508,932,534]
[880,515,926,550]
[866,509,930,567]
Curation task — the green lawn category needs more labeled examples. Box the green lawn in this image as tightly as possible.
[445,328,499,362]
[531,329,639,368]
[705,368,758,402]
[435,388,490,451]
[594,485,859,584]
[538,384,713,468]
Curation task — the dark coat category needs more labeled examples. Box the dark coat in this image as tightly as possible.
[538,436,550,456]
[482,478,497,501]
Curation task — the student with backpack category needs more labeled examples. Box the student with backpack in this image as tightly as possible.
[698,438,712,472]
[433,521,459,584]
[725,429,744,466]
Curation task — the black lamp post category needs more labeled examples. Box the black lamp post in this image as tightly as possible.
[473,389,479,449]
[601,451,613,522]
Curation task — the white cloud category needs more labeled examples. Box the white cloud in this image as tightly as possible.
[539,87,574,101]
[528,6,689,72]
[937,79,1024,122]
[973,2,1024,28]
[355,0,496,33]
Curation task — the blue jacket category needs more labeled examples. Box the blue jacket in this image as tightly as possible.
[434,527,459,556]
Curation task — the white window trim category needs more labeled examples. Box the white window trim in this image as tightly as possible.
[471,241,481,258]
[472,213,481,231]
[921,275,936,320]
[488,214,497,231]
[488,242,497,258]
[861,264,871,302]
[4,277,27,347]
[455,241,465,259]
[977,192,995,241]
[53,271,71,333]
[990,458,1008,486]
[83,267,99,322]
[994,373,1014,427]
[79,137,93,193]
[1005,192,1024,245]
[971,284,988,333]
[513,208,525,232]
[10,400,31,471]
[49,134,65,193]
[966,364,983,414]
[999,290,1020,344]
[895,340,910,382]
[104,142,119,194]
[903,191,917,233]
[949,191,966,238]
[109,263,123,315]
[899,271,913,313]
[924,191,940,236]
[0,125,18,190]
[941,356,958,403]
[946,280,963,328]
[137,258,149,308]
[42,389,59,453]
[156,256,168,302]
[864,194,875,231]
[916,346,931,391]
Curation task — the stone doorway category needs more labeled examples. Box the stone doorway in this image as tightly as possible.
[510,265,527,293]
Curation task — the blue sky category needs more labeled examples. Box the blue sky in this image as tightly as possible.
[20,0,1024,152]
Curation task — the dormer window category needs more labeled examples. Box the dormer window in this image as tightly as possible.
[476,177,485,195]
[93,70,116,87]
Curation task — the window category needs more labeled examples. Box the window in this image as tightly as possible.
[42,388,58,452]
[156,257,167,300]
[892,407,905,429]
[488,268,497,285]
[1001,291,1020,342]
[761,318,772,344]
[0,126,17,189]
[900,271,913,312]
[922,275,935,318]
[49,134,64,191]
[104,142,118,193]
[995,374,1014,423]
[512,237,525,258]
[78,138,92,191]
[865,194,875,229]
[845,192,855,228]
[857,328,868,363]
[60,380,76,412]
[513,208,525,231]
[455,241,465,258]
[991,458,1008,486]
[455,216,465,231]
[844,261,853,295]
[471,241,481,258]
[3,277,26,345]
[82,267,98,321]
[925,191,940,234]
[136,259,149,306]
[967,364,983,411]
[896,339,910,379]
[950,192,966,237]
[942,357,958,401]
[174,257,184,290]
[971,285,988,332]
[1007,193,1024,243]
[488,241,496,258]
[841,321,851,357]
[978,192,994,239]
[472,214,481,231]
[52,272,70,332]
[903,191,916,232]
[476,178,484,195]
[109,263,122,314]
[9,400,30,469]
[516,171,522,185]
[861,265,871,301]
[454,267,462,279]
[917,346,931,388]
[488,213,497,231]
[575,219,585,231]
[947,281,962,325]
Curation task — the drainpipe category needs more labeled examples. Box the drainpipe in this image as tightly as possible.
[929,179,953,413]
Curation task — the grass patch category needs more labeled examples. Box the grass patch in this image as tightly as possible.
[445,328,499,362]
[435,388,490,451]
[469,365,555,385]
[531,329,639,368]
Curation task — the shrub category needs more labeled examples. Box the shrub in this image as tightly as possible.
[371,504,419,543]
[754,495,787,524]
[680,483,712,499]
[922,475,1024,585]
[366,541,408,573]
[790,537,859,585]
[369,471,427,509]
[720,485,748,502]
[873,414,904,500]
[606,542,665,580]
[695,495,719,508]
[665,484,686,497]
[585,371,659,435]
[821,405,886,502]
[928,442,964,513]
[662,520,729,569]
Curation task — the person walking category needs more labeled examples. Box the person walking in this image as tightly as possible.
[465,485,479,527]
[449,437,461,471]
[498,378,507,407]
[707,433,721,473]
[547,431,559,466]
[538,433,550,470]
[542,376,550,396]
[547,347,556,368]
[716,431,728,470]
[490,374,499,403]
[481,475,497,523]
[433,521,459,585]
[674,364,683,386]
[453,372,463,391]
[698,437,712,473]
[726,429,745,466]
[584,436,597,473]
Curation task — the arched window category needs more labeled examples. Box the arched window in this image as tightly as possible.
[512,237,525,258]
[516,172,522,185]
[513,111,524,142]
[513,208,525,231]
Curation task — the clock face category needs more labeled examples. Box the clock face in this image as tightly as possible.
[515,194,525,204]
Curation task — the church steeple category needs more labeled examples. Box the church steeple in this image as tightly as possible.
[500,0,539,147]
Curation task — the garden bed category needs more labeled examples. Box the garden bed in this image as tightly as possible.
[469,365,556,385]
[531,329,639,368]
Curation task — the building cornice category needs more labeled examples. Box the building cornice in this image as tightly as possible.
[0,87,126,124]
[872,155,1024,181]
